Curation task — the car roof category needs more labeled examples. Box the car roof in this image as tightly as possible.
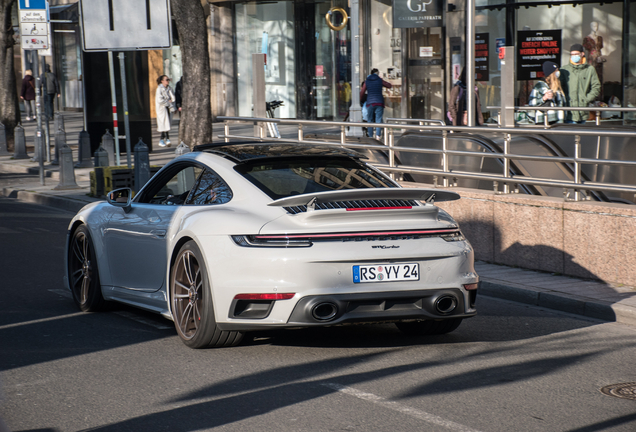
[194,141,365,163]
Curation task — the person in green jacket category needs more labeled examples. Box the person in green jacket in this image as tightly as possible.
[559,43,601,124]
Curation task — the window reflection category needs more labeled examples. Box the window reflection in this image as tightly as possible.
[187,169,233,205]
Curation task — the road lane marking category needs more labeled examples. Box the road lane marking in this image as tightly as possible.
[322,383,482,432]
[0,312,86,331]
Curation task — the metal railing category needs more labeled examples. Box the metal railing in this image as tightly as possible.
[217,114,636,202]
[487,105,636,128]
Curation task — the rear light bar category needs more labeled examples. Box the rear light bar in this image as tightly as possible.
[463,283,479,290]
[234,293,295,300]
[231,228,463,248]
[346,206,412,211]
[254,228,459,240]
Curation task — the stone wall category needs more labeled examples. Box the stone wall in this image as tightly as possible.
[402,183,636,286]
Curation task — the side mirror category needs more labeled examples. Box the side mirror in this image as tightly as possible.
[107,188,133,213]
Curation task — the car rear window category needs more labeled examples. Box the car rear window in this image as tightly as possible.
[234,157,397,200]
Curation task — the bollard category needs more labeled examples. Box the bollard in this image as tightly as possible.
[13,124,29,159]
[76,130,93,168]
[134,138,150,193]
[52,127,66,165]
[0,122,9,156]
[175,141,191,156]
[94,146,109,167]
[54,114,65,136]
[54,145,80,190]
[31,132,43,162]
[101,130,115,166]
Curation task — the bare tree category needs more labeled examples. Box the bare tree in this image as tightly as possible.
[0,0,19,150]
[171,0,212,148]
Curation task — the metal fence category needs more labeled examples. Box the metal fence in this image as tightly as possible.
[217,109,636,202]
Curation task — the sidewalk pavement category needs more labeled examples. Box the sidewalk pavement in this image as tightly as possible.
[1,111,635,327]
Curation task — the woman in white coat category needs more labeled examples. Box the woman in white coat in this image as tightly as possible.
[155,75,176,147]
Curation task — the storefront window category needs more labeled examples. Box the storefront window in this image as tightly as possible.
[54,30,83,109]
[235,2,296,118]
[368,0,401,119]
[475,8,505,123]
[626,1,636,123]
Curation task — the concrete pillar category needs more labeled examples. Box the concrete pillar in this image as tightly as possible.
[101,130,115,166]
[76,130,93,168]
[13,125,29,159]
[0,123,9,155]
[54,145,80,190]
[134,138,150,192]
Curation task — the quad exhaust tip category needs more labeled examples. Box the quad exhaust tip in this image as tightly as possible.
[435,295,457,314]
[311,302,338,321]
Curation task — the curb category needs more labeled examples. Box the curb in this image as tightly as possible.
[480,280,636,327]
[1,187,99,213]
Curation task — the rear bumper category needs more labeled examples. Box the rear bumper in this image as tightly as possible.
[217,288,477,331]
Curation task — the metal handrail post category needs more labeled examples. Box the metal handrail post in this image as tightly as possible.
[224,121,230,143]
[503,133,511,194]
[298,124,304,142]
[389,128,395,180]
[574,134,581,201]
[340,125,346,145]
[442,129,449,187]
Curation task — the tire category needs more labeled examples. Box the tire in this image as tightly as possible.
[170,241,243,348]
[68,225,106,312]
[395,318,463,336]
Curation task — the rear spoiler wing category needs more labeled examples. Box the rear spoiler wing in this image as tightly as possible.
[268,188,460,208]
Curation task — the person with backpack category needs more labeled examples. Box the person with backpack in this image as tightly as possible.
[448,68,483,126]
[39,64,60,120]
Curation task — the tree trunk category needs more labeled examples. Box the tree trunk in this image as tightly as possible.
[171,0,212,149]
[0,0,19,150]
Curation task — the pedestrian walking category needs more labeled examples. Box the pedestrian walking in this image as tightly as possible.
[448,68,484,126]
[559,43,601,124]
[155,75,176,147]
[527,61,566,124]
[39,64,60,120]
[359,68,392,139]
[20,70,36,121]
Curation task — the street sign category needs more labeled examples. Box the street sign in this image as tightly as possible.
[19,10,47,22]
[79,0,172,51]
[18,0,49,51]
[21,35,48,50]
[19,0,47,9]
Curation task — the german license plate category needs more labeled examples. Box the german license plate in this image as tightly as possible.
[353,263,419,283]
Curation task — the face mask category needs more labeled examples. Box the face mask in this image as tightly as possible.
[555,71,560,78]
[571,55,581,63]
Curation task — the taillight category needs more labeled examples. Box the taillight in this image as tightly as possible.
[231,235,312,248]
[463,283,479,290]
[233,293,295,300]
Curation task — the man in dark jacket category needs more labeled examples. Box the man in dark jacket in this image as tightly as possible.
[40,64,60,120]
[560,43,601,124]
[359,68,392,139]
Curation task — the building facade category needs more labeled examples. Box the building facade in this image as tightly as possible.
[25,1,636,124]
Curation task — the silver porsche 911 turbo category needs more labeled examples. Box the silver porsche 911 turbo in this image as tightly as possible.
[65,142,479,348]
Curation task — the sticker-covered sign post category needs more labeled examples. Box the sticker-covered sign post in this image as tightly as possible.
[18,0,50,184]
[516,30,562,80]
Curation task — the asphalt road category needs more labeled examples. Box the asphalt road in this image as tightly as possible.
[1,197,635,432]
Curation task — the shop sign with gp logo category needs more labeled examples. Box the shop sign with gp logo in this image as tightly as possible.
[392,0,443,29]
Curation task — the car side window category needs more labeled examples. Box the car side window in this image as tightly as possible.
[145,166,203,205]
[186,168,232,205]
